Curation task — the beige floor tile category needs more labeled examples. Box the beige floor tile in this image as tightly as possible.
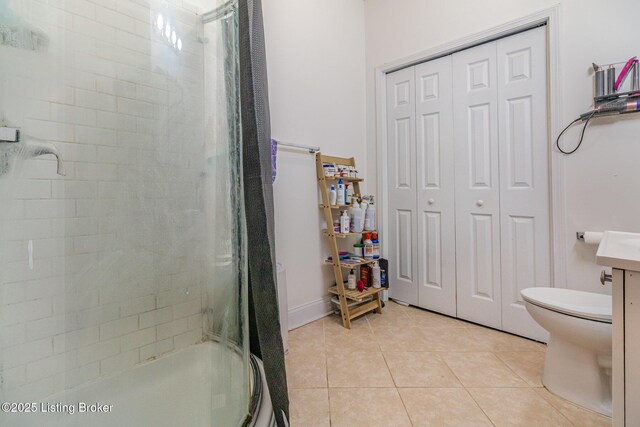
[289,388,330,427]
[399,388,493,426]
[366,309,410,329]
[329,388,412,427]
[535,388,612,427]
[325,328,380,353]
[324,313,371,332]
[467,326,547,352]
[327,351,394,387]
[441,352,529,388]
[289,318,324,342]
[383,352,462,388]
[373,326,432,351]
[286,350,327,389]
[385,299,414,316]
[468,387,573,426]
[420,327,485,352]
[495,351,545,387]
[404,308,470,328]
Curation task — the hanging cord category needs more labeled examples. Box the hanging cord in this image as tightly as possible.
[555,113,595,155]
[555,99,617,155]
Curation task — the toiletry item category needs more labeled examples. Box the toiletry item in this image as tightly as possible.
[340,210,350,234]
[632,60,640,93]
[346,184,354,205]
[372,232,380,259]
[594,64,605,98]
[371,261,381,289]
[357,279,365,292]
[350,200,364,232]
[337,179,345,205]
[353,244,364,257]
[614,56,638,92]
[360,264,370,287]
[333,217,340,233]
[329,185,337,206]
[348,269,356,290]
[364,197,376,231]
[380,269,387,288]
[363,233,374,259]
[323,163,335,177]
[606,66,616,95]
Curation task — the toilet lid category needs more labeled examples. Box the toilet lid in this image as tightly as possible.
[521,287,612,323]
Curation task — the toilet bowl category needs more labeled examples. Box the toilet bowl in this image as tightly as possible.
[521,287,612,417]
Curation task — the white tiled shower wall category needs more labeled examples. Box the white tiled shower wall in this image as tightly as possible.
[0,0,213,401]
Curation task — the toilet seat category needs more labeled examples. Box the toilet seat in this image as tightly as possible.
[521,287,612,323]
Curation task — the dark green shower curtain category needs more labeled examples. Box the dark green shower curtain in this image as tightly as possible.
[238,0,289,425]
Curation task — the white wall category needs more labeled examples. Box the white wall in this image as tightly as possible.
[263,0,366,328]
[364,0,640,294]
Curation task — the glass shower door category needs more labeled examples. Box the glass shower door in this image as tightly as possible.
[0,0,250,425]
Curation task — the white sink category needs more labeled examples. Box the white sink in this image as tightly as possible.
[596,231,640,271]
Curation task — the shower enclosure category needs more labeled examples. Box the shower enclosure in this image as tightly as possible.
[0,0,258,425]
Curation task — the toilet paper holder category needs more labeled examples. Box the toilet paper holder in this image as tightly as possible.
[577,232,586,241]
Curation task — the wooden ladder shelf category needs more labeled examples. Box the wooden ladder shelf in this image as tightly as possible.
[316,153,383,329]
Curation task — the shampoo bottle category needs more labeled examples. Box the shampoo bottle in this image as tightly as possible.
[350,200,363,233]
[345,184,354,205]
[363,233,374,259]
[348,269,356,290]
[337,179,345,205]
[364,197,376,231]
[372,232,380,259]
[340,210,350,234]
[372,261,381,288]
[329,185,337,206]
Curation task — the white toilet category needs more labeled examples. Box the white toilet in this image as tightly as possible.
[521,287,612,416]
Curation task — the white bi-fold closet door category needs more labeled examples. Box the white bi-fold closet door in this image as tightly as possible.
[386,26,550,341]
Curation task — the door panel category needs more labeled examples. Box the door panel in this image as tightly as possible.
[497,26,550,341]
[453,42,502,328]
[415,57,456,316]
[387,67,418,305]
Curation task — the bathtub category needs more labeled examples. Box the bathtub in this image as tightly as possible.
[1,341,273,427]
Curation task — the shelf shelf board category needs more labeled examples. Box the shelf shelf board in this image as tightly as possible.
[319,176,364,183]
[319,204,350,209]
[322,229,377,238]
[328,285,384,303]
[324,258,379,268]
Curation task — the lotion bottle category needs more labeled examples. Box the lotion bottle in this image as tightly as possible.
[340,210,350,234]
[329,185,337,206]
[337,179,345,205]
[348,269,356,290]
[372,261,381,288]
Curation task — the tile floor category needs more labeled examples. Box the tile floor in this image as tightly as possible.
[286,300,611,427]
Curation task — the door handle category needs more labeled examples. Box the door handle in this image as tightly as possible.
[427,198,435,205]
[476,200,484,207]
[600,270,612,285]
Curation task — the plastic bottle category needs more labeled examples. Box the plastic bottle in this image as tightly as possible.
[350,200,364,233]
[347,269,356,290]
[329,185,337,206]
[333,217,340,233]
[345,184,354,205]
[372,261,381,288]
[363,233,374,259]
[337,179,345,205]
[364,197,376,231]
[340,210,350,234]
[372,232,380,259]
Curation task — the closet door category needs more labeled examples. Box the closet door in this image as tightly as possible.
[415,57,457,316]
[453,42,502,328]
[497,27,550,341]
[386,67,418,305]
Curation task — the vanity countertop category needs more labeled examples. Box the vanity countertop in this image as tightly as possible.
[597,231,640,271]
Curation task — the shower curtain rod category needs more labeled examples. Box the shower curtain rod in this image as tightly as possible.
[201,0,237,24]
[275,139,320,154]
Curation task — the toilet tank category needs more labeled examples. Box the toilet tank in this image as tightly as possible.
[276,263,289,354]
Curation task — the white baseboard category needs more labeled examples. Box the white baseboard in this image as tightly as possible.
[287,296,333,330]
